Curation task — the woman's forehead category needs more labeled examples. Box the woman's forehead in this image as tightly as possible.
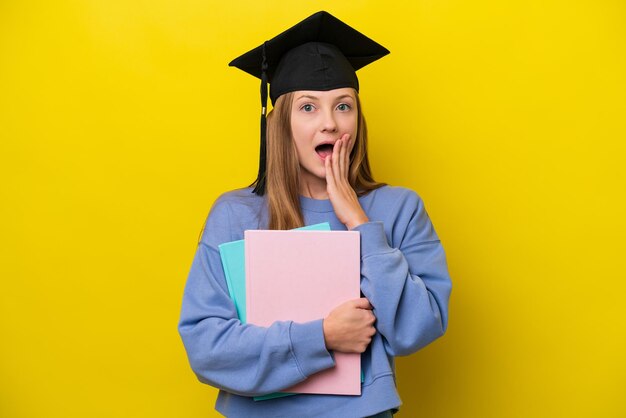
[292,88,356,101]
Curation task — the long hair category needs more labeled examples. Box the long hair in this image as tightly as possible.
[264,90,385,230]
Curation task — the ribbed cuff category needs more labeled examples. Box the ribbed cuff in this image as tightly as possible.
[350,221,393,258]
[289,319,335,378]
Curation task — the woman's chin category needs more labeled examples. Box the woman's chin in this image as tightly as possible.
[300,168,328,185]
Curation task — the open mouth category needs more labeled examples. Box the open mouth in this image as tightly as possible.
[315,143,334,158]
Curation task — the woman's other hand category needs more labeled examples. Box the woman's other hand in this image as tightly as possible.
[322,298,376,353]
[325,134,369,229]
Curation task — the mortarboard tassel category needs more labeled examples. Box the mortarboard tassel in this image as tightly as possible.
[252,42,269,195]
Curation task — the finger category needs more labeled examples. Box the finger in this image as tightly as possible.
[345,134,352,171]
[354,297,373,309]
[345,134,351,170]
[325,153,335,186]
[342,134,353,183]
[341,133,351,150]
[338,137,346,180]
[332,139,342,180]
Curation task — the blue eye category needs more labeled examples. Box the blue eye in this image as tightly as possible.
[301,104,315,112]
[337,103,351,111]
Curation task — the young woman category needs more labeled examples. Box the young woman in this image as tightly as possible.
[178,11,452,418]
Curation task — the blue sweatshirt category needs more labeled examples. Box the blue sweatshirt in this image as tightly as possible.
[178,185,452,418]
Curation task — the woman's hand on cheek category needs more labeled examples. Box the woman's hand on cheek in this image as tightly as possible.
[325,134,369,230]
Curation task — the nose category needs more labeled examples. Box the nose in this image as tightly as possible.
[320,108,338,133]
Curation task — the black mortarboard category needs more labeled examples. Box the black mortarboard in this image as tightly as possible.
[229,11,390,195]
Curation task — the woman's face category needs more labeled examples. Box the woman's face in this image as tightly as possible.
[290,87,358,183]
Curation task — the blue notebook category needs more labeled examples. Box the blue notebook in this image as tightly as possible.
[218,223,332,401]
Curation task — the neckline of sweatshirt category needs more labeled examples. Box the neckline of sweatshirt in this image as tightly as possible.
[298,194,335,213]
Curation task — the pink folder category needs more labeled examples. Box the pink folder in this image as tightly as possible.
[245,230,361,395]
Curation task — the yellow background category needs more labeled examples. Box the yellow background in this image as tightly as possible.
[1,1,625,417]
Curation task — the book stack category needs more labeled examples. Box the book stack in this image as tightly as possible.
[218,223,361,399]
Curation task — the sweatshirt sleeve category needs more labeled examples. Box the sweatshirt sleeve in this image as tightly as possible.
[351,190,452,357]
[177,197,335,396]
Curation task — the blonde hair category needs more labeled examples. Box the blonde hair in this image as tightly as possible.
[264,90,385,230]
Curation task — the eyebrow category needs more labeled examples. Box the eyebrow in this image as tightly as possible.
[295,94,355,101]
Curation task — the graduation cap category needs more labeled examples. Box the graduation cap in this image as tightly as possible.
[229,11,390,195]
